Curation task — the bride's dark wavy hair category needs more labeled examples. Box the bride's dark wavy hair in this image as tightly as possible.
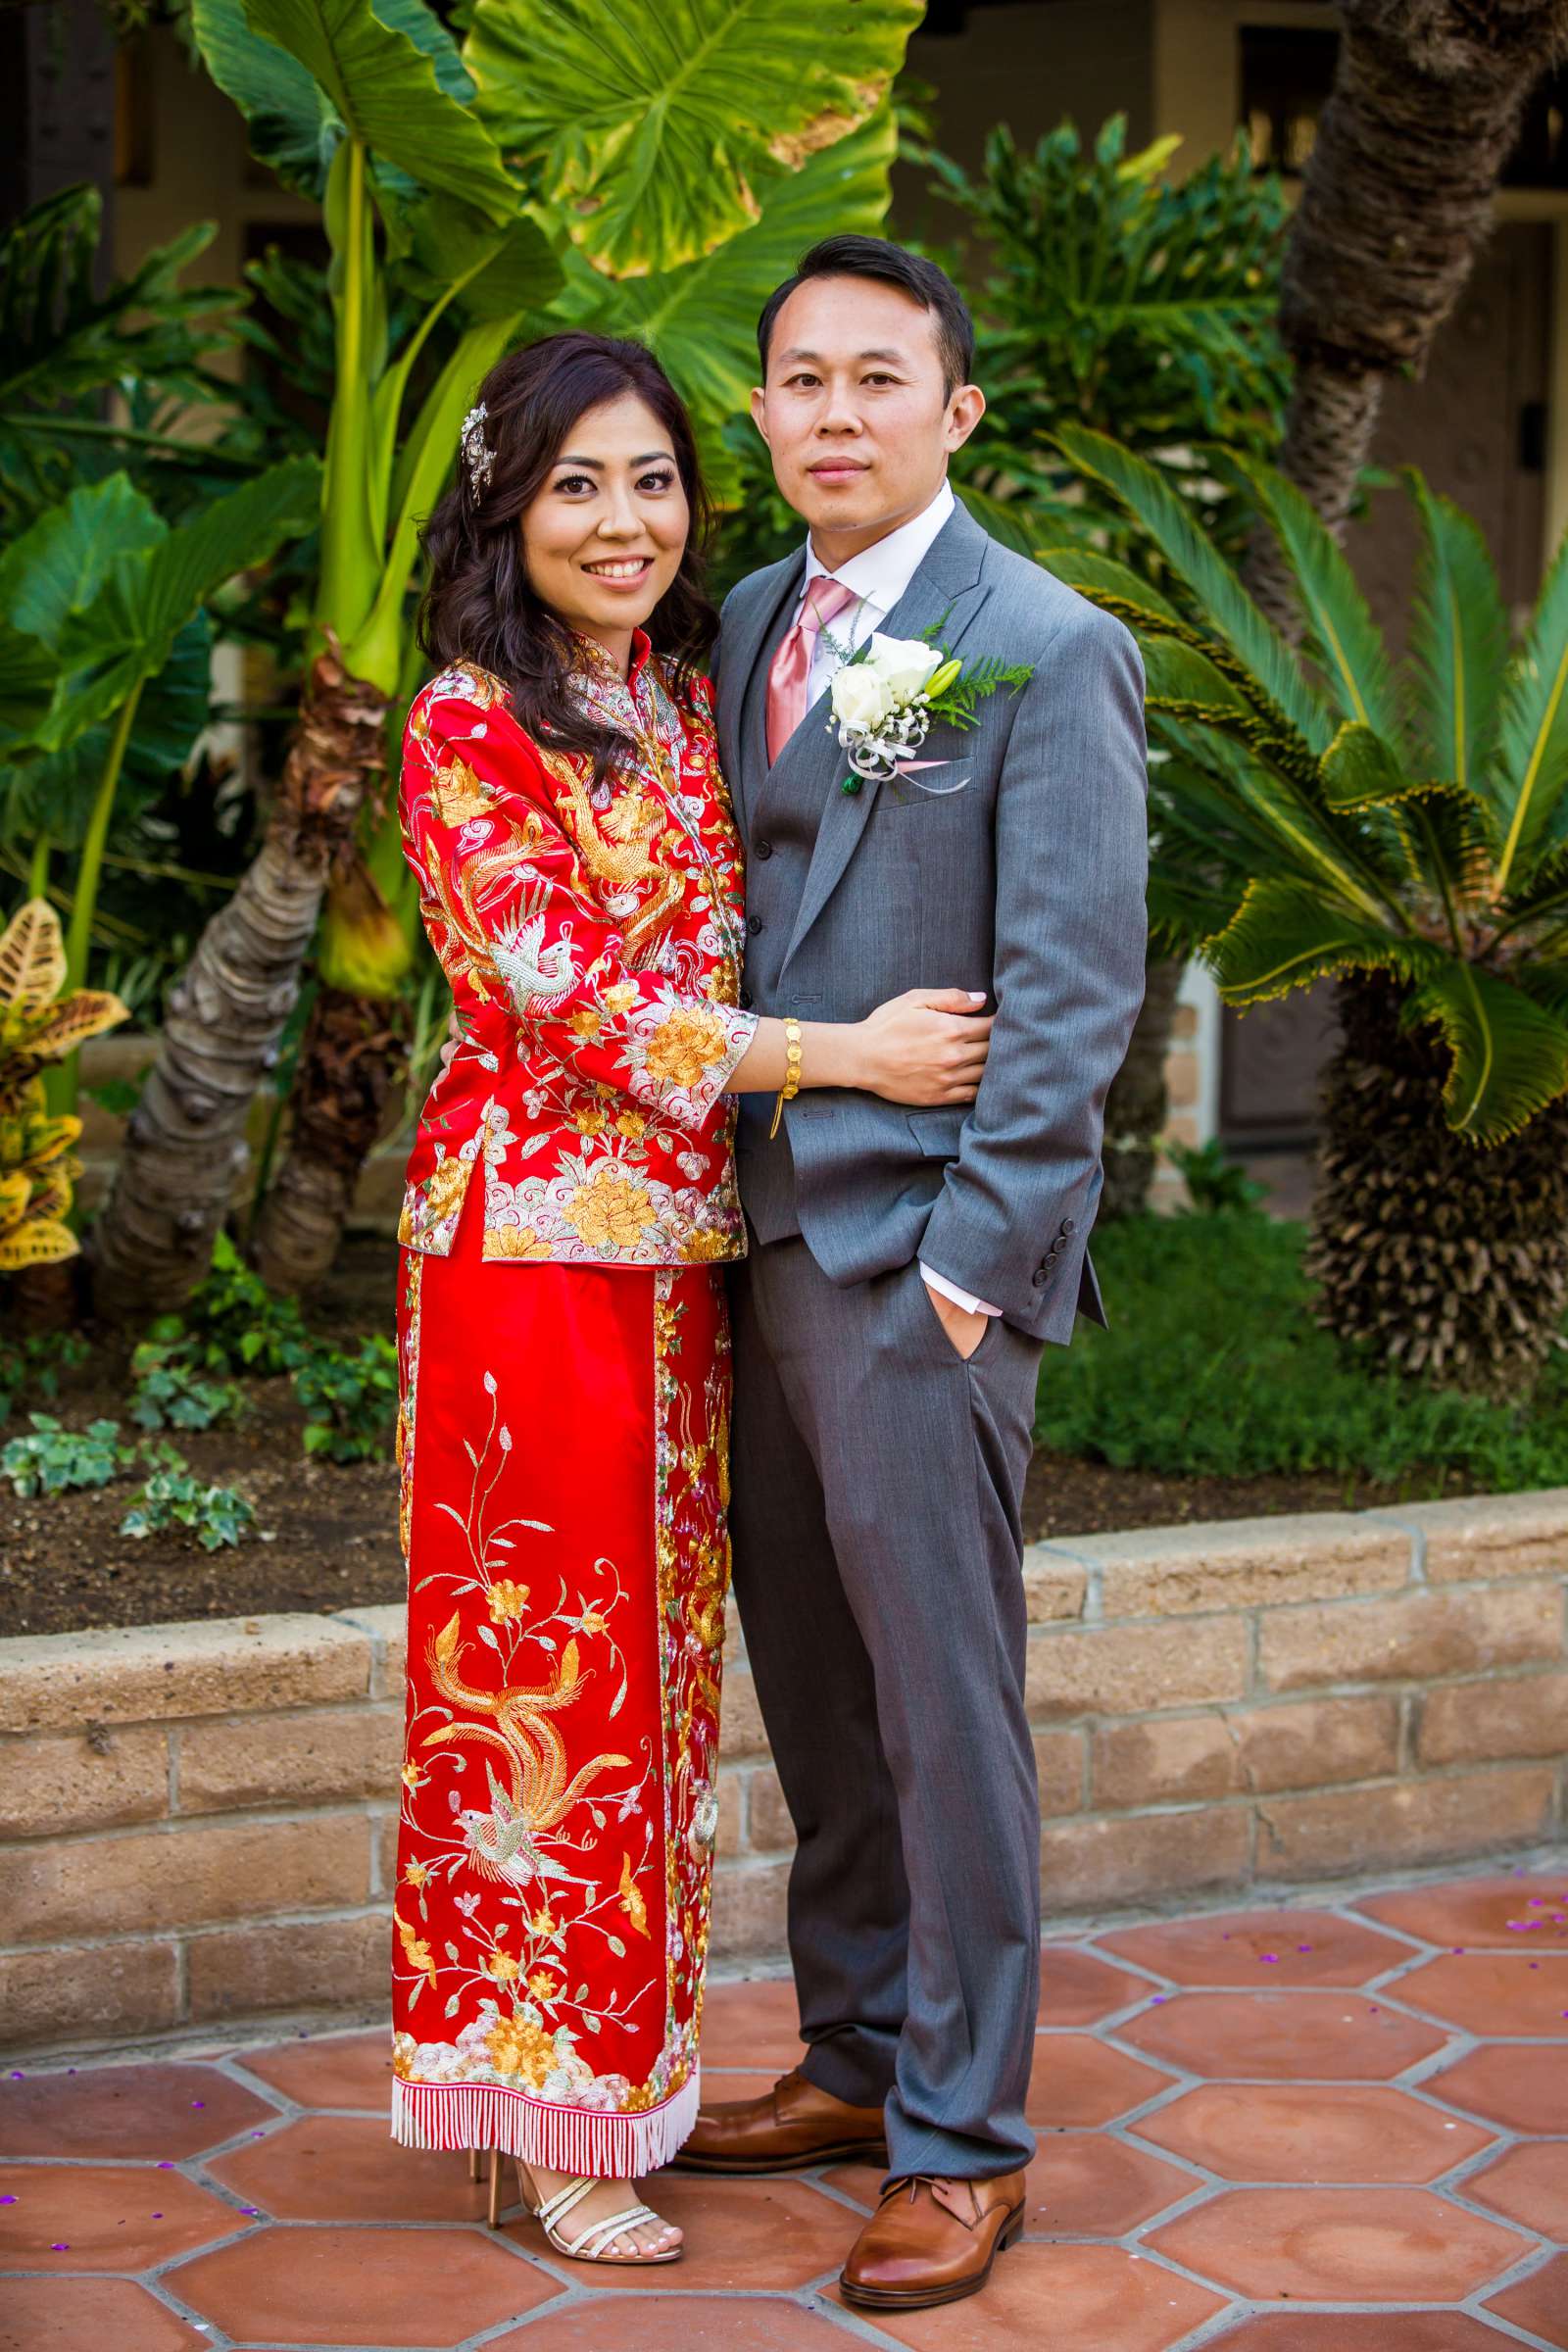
[416,331,717,783]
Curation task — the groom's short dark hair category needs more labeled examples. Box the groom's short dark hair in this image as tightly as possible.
[758,235,975,400]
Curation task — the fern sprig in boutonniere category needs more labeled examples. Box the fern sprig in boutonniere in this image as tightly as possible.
[823,629,1034,795]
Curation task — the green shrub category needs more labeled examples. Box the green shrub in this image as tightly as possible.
[152,1232,312,1379]
[0,1330,90,1426]
[293,1334,397,1462]
[128,1342,246,1432]
[120,1457,257,1550]
[1163,1138,1269,1219]
[1044,1215,1568,1493]
[1,1414,129,1496]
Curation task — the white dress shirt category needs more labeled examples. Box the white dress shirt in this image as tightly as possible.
[788,477,1000,1322]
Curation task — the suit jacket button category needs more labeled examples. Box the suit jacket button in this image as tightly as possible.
[755,839,773,859]
[740,988,754,1009]
[1032,1268,1048,1288]
[1062,1218,1076,1236]
[747,914,763,936]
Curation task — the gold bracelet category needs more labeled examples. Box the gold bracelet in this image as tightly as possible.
[768,1015,803,1141]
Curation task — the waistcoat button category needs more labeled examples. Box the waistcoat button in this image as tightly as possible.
[747,914,764,935]
[755,839,773,859]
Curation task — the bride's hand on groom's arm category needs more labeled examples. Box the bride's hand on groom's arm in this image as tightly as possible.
[853,987,994,1105]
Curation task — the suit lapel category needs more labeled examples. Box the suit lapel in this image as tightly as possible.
[779,506,993,974]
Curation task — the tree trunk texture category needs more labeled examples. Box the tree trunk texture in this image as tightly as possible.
[250,982,410,1293]
[1100,953,1186,1220]
[88,647,388,1322]
[1306,974,1568,1396]
[1250,0,1568,627]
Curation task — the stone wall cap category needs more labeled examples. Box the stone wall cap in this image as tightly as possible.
[1064,1511,1407,1567]
[0,1612,373,1735]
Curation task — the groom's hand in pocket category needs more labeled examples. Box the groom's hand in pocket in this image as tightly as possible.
[922,1276,988,1360]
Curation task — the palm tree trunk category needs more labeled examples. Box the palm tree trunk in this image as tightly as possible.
[1306,974,1568,1396]
[1249,0,1568,628]
[249,982,410,1293]
[88,644,387,1321]
[1100,954,1185,1220]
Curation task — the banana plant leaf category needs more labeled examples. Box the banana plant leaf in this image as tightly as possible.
[466,0,921,277]
[542,109,897,448]
[22,459,321,752]
[192,0,516,220]
[0,185,236,416]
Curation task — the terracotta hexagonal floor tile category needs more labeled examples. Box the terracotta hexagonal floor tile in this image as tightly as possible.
[1039,1945,1147,2024]
[170,2220,560,2345]
[1102,1910,1410,1988]
[1487,2251,1568,2346]
[0,2062,278,2159]
[1431,2043,1568,2133]
[486,2297,856,2350]
[1358,1873,1568,1950]
[1466,2140,1568,2237]
[824,2133,1195,2236]
[0,2277,212,2352]
[826,2242,1225,2351]
[1396,1953,1568,2036]
[206,2113,495,2221]
[1148,2185,1531,2301]
[235,2027,394,2111]
[520,2173,851,2290]
[1133,2082,1494,2182]
[1208,2318,1520,2350]
[697,1980,807,2071]
[0,2161,240,2270]
[1117,1990,1446,2081]
[1026,2034,1175,2126]
[1022,2135,1196,2235]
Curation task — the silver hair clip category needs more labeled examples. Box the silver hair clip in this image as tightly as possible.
[461,402,495,499]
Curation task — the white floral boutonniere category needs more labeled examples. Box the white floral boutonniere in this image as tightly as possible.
[826,627,1034,796]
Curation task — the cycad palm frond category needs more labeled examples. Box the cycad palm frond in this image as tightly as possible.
[1052,445,1568,1151]
[1489,523,1568,895]
[1217,451,1402,746]
[1405,472,1508,792]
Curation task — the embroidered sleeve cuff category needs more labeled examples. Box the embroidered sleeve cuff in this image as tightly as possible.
[919,1261,1003,1316]
[625,999,759,1131]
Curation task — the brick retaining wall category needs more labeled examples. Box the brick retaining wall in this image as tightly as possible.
[3,1492,1565,2059]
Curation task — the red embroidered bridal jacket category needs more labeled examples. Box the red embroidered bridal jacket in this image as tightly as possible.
[397,633,756,1267]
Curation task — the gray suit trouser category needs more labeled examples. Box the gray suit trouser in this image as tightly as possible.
[728,1231,1044,2180]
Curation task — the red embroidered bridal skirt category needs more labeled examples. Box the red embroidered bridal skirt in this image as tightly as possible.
[388,1186,731,2177]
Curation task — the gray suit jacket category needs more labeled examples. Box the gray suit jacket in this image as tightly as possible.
[713,498,1149,1347]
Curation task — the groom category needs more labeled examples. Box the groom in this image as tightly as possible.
[675,236,1150,2313]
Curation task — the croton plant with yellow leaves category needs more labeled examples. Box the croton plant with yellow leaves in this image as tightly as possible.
[0,900,126,1270]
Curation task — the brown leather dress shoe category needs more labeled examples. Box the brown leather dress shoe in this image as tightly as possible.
[671,2065,888,2174]
[839,2171,1028,2310]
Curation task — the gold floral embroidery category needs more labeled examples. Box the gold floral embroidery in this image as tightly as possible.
[563,1163,660,1251]
[397,650,751,1275]
[482,1224,552,1260]
[643,1005,736,1089]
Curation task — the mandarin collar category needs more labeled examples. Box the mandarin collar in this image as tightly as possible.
[568,625,654,695]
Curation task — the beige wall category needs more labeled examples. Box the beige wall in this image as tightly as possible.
[114,26,316,308]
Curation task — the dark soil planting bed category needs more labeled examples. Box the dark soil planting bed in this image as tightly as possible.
[4,1218,1563,1640]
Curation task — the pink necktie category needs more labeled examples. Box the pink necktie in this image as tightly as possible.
[765,574,857,765]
